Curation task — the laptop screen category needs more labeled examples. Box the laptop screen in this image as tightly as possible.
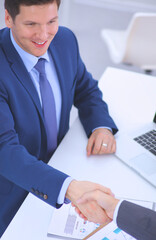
[153,112,156,123]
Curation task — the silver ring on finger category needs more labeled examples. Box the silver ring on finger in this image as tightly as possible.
[102,143,108,148]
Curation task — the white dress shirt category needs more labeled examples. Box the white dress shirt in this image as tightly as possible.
[113,199,123,224]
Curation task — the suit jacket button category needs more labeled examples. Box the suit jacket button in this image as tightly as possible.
[31,188,35,193]
[43,194,48,200]
[40,192,44,198]
[35,190,39,195]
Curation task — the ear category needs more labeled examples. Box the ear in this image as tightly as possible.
[5,9,14,28]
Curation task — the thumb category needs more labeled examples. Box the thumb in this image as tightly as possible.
[76,191,96,204]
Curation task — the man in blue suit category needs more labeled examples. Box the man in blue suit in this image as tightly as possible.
[0,0,118,236]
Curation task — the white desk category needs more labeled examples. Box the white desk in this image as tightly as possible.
[1,67,156,240]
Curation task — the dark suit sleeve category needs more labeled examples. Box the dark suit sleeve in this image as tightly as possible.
[117,200,156,240]
[0,79,68,208]
[63,28,118,137]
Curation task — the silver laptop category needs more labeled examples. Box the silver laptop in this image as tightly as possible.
[115,112,156,187]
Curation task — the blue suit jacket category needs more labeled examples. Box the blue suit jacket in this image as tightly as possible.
[0,27,118,236]
[117,201,156,240]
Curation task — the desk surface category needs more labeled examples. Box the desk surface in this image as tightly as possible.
[2,67,156,240]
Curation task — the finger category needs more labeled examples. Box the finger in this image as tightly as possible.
[79,213,88,221]
[97,185,114,196]
[91,137,103,155]
[74,206,88,220]
[77,187,113,205]
[76,191,96,204]
[101,135,116,154]
[86,181,113,196]
[111,140,116,153]
[108,139,116,154]
[99,135,113,154]
[71,202,76,207]
[100,141,110,154]
[84,201,110,224]
[75,207,81,215]
[86,137,94,156]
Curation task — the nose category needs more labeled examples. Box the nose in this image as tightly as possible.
[36,25,48,41]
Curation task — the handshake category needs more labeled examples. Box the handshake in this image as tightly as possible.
[65,180,119,224]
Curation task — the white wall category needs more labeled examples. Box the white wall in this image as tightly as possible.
[74,0,156,12]
[0,0,5,29]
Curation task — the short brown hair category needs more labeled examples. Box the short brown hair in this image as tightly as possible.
[5,0,61,21]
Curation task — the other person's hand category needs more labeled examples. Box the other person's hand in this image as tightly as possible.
[65,180,114,223]
[77,189,119,219]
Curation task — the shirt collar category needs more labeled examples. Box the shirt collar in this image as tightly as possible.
[10,30,50,72]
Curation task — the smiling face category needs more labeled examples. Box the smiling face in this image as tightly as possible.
[5,2,59,56]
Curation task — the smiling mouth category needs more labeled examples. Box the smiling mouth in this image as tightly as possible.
[32,41,47,48]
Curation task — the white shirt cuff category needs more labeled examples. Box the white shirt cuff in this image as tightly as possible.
[113,199,123,225]
[92,126,112,133]
[57,177,73,204]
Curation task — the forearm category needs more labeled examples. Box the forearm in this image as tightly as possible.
[73,52,118,137]
[117,200,156,240]
[0,141,69,208]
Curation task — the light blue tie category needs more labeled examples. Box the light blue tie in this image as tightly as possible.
[35,58,57,157]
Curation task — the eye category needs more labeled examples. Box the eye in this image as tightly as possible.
[48,18,58,25]
[26,22,36,26]
[48,20,55,24]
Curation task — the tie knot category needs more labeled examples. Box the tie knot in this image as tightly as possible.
[34,58,46,74]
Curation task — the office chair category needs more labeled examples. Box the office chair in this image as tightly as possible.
[101,13,156,73]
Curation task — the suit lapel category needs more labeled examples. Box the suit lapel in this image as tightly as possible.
[2,29,43,120]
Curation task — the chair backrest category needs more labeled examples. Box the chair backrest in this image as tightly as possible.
[123,12,156,70]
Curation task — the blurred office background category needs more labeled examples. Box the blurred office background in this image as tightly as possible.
[1,0,156,122]
[58,0,156,79]
[1,0,156,79]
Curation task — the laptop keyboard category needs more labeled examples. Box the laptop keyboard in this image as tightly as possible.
[134,130,156,156]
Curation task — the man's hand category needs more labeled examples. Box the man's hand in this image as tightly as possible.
[77,190,119,219]
[87,128,116,156]
[65,180,114,224]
